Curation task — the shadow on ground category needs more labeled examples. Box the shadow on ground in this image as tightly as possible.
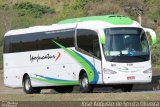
[132,75,160,91]
[0,72,160,94]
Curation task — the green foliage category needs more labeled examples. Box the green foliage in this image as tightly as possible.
[84,1,126,16]
[14,2,55,18]
[73,0,88,10]
[73,0,99,10]
[142,0,160,27]
[0,4,9,10]
[151,42,160,67]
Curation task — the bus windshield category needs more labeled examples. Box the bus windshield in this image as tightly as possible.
[103,27,150,62]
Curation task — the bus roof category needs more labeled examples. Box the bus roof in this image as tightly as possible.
[5,15,140,36]
[4,23,76,36]
[58,15,133,25]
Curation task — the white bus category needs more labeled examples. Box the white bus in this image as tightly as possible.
[3,15,157,94]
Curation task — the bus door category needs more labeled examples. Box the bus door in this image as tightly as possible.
[93,39,102,84]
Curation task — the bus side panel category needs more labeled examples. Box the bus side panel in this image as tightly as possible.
[4,47,96,87]
[4,68,23,88]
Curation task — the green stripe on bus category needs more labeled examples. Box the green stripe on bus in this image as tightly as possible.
[31,77,79,85]
[58,15,133,25]
[51,40,95,83]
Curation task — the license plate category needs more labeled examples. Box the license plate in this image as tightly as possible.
[127,76,135,80]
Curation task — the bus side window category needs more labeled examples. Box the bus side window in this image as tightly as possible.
[4,37,11,53]
[141,33,149,52]
[93,40,101,59]
[77,29,100,59]
[38,30,75,50]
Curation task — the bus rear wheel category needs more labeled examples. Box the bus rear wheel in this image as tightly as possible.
[53,86,73,93]
[23,75,41,94]
[80,73,93,93]
[121,84,133,92]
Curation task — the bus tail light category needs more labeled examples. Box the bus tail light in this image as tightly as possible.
[103,68,117,74]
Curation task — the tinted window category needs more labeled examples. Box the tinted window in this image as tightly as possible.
[11,34,38,52]
[77,29,100,58]
[103,27,150,62]
[38,30,75,50]
[4,29,75,53]
[4,37,11,53]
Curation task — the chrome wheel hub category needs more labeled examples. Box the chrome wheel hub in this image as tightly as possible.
[82,78,88,88]
[25,79,31,91]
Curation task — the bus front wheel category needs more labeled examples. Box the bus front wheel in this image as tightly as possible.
[80,73,93,93]
[121,84,133,92]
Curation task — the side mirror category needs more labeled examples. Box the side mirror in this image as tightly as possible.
[143,28,157,45]
[99,30,106,44]
[100,35,106,44]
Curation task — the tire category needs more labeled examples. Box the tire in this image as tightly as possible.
[121,84,133,92]
[80,73,93,93]
[54,86,73,93]
[23,75,41,94]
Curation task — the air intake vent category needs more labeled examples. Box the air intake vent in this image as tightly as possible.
[108,15,126,18]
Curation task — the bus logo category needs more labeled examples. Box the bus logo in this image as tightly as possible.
[55,52,61,62]
[30,52,61,63]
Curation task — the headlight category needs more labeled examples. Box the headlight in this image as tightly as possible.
[143,68,152,73]
[103,68,117,74]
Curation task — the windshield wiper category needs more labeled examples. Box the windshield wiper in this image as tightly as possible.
[109,54,126,62]
[110,58,116,62]
[110,55,149,62]
[134,56,149,60]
